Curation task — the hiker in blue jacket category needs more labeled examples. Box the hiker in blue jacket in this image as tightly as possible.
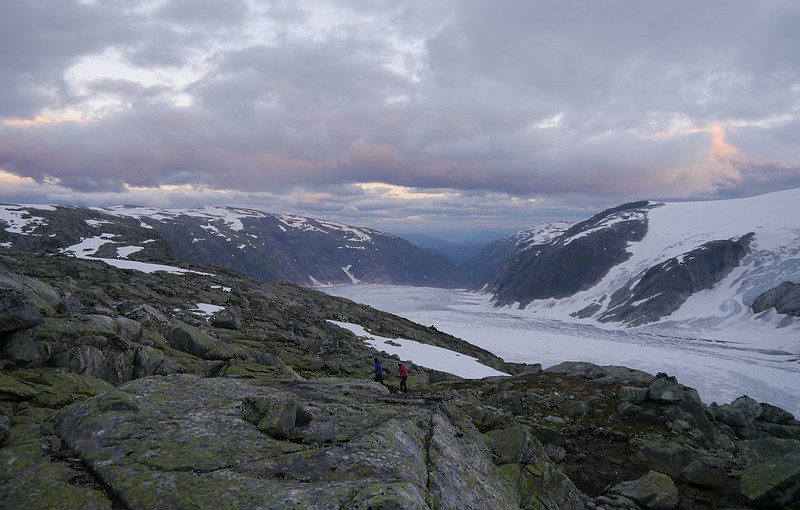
[373,358,383,384]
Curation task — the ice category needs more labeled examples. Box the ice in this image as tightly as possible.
[328,320,508,379]
[321,285,800,417]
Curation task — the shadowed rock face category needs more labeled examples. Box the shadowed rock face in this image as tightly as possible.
[598,234,755,326]
[752,281,800,317]
[487,201,652,307]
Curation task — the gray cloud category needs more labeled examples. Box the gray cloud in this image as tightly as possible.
[1,0,799,234]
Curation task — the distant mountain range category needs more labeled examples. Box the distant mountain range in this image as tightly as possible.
[2,188,799,330]
[0,205,474,288]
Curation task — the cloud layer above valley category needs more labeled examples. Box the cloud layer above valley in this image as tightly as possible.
[2,0,799,235]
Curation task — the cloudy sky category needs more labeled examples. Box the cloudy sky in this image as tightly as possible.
[1,1,799,238]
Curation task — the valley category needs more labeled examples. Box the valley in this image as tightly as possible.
[321,284,800,417]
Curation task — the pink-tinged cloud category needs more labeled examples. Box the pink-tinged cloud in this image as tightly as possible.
[1,0,800,231]
[2,117,93,127]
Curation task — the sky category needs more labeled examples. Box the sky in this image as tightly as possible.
[1,1,800,239]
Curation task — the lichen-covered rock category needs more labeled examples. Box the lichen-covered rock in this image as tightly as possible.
[0,289,44,332]
[609,470,679,510]
[546,361,654,385]
[680,460,714,489]
[1,331,45,367]
[740,451,800,508]
[487,424,546,465]
[166,323,217,358]
[619,385,649,403]
[210,311,241,330]
[242,394,299,439]
[759,402,796,425]
[731,395,762,422]
[648,373,682,403]
[52,374,584,510]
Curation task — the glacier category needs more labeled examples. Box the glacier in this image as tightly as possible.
[321,284,800,418]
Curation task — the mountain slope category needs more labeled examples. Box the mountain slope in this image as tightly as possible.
[461,222,571,279]
[0,204,474,287]
[484,189,800,331]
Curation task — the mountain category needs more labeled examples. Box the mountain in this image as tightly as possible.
[484,189,800,331]
[0,204,474,288]
[461,222,572,279]
[3,250,799,509]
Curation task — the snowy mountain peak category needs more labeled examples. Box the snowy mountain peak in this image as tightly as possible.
[485,189,800,340]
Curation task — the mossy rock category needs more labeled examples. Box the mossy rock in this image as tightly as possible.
[609,470,679,510]
[0,372,38,399]
[740,451,800,508]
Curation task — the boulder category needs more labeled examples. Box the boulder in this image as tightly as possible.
[680,460,714,489]
[0,289,43,332]
[731,395,762,422]
[758,402,795,425]
[242,395,299,440]
[740,451,800,508]
[619,385,649,403]
[617,402,659,424]
[487,424,546,465]
[648,373,682,403]
[546,361,654,385]
[1,331,45,367]
[609,470,679,510]
[165,324,217,358]
[210,311,241,330]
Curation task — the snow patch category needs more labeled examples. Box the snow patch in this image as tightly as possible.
[192,303,224,317]
[85,219,112,228]
[60,234,117,257]
[328,320,508,379]
[0,205,53,234]
[342,265,361,284]
[116,246,144,258]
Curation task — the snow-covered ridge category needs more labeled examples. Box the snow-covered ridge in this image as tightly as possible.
[100,205,269,232]
[101,206,384,245]
[508,222,572,250]
[498,188,800,340]
[562,209,646,245]
[272,213,381,244]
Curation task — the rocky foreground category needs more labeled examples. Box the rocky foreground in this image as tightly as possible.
[1,253,799,509]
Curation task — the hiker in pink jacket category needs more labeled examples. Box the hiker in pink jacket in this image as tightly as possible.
[397,362,408,393]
